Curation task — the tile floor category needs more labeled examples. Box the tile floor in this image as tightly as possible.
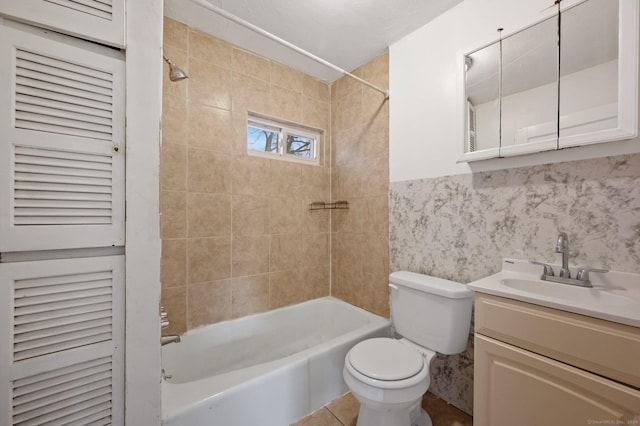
[291,391,473,426]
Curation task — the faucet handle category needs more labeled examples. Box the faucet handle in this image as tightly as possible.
[576,267,608,282]
[530,260,555,277]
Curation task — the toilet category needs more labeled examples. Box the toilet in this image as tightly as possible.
[343,271,473,426]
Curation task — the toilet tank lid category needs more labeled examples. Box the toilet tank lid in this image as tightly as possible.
[390,271,473,299]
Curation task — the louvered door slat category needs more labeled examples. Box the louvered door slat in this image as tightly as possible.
[15,397,111,425]
[15,112,112,139]
[17,65,113,95]
[14,369,110,404]
[16,94,112,120]
[15,294,111,317]
[17,53,113,87]
[14,318,111,345]
[17,103,112,127]
[45,0,112,19]
[12,358,111,389]
[15,163,112,178]
[16,147,112,168]
[17,86,112,112]
[15,173,111,187]
[14,287,112,308]
[14,303,113,326]
[17,77,112,104]
[13,386,111,420]
[15,272,112,289]
[14,190,111,202]
[14,310,111,334]
[15,332,112,361]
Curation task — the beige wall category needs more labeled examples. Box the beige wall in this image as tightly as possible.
[330,54,390,318]
[161,18,332,334]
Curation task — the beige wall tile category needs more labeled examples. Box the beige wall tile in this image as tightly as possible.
[161,143,186,191]
[302,232,330,269]
[161,286,186,336]
[231,156,270,196]
[231,274,270,318]
[300,265,330,301]
[270,233,301,272]
[162,94,187,145]
[187,193,231,237]
[232,195,270,236]
[270,85,302,123]
[270,62,303,92]
[161,238,187,289]
[270,197,301,235]
[268,160,302,197]
[269,269,302,309]
[188,30,232,67]
[164,17,188,50]
[233,48,270,82]
[161,190,186,239]
[188,58,232,109]
[333,89,362,132]
[302,96,330,131]
[231,72,270,114]
[362,50,389,89]
[232,235,270,277]
[362,196,389,235]
[303,75,330,102]
[187,149,231,194]
[187,280,231,329]
[187,103,233,153]
[188,237,231,283]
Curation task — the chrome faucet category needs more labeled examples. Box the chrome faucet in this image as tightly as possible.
[555,232,570,278]
[161,335,181,346]
[530,231,609,288]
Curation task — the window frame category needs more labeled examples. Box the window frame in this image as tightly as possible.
[246,112,322,165]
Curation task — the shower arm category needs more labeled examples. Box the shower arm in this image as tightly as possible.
[187,0,389,100]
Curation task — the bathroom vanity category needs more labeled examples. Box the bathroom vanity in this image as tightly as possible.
[468,259,640,425]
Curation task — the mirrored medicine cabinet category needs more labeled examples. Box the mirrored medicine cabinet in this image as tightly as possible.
[458,0,639,162]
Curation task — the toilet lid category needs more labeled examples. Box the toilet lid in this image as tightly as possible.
[348,338,424,381]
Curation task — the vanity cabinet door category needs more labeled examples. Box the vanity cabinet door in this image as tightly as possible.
[473,334,640,426]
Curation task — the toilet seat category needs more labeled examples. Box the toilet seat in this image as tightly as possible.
[345,338,430,389]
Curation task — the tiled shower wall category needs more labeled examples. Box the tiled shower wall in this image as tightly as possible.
[161,18,332,334]
[389,153,640,413]
[330,53,390,318]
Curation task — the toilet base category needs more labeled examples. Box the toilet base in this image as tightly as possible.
[355,399,432,426]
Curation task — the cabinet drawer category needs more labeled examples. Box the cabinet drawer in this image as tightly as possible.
[475,293,640,388]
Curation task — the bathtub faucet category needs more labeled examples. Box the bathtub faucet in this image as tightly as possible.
[161,335,181,346]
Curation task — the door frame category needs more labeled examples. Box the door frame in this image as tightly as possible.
[124,0,163,424]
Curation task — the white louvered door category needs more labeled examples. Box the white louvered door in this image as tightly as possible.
[0,17,126,426]
[0,18,125,252]
[0,0,125,48]
[0,256,124,425]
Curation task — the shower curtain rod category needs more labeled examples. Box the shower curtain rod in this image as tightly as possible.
[188,0,390,99]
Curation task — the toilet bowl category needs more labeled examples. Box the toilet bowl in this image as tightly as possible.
[343,271,473,426]
[343,338,435,426]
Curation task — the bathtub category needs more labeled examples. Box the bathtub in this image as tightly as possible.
[161,296,389,426]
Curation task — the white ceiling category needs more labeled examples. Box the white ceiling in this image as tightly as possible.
[164,0,464,83]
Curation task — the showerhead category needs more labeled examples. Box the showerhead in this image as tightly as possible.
[163,54,188,81]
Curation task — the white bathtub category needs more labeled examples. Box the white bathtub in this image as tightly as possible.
[161,297,389,426]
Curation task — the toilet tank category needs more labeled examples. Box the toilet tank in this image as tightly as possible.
[389,271,473,355]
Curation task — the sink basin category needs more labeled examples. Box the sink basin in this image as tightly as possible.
[501,278,636,307]
[467,258,640,327]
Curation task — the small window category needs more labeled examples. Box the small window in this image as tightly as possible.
[247,113,321,164]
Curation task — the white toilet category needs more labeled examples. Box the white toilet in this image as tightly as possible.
[343,271,473,426]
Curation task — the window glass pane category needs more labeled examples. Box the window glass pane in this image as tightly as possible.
[286,134,314,158]
[247,125,279,153]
